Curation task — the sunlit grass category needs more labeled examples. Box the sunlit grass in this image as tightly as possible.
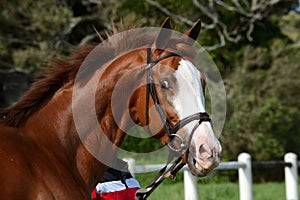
[134,173,299,200]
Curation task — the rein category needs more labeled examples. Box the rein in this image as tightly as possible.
[135,48,211,200]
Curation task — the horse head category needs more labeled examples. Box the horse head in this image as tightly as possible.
[128,18,222,177]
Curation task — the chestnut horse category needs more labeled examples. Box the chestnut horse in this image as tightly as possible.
[0,18,221,199]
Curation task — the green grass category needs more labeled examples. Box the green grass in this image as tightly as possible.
[134,173,300,200]
[253,182,286,200]
[145,181,239,200]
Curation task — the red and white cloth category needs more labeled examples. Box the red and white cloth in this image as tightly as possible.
[91,178,140,200]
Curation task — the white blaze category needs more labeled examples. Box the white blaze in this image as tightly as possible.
[168,59,205,133]
[167,59,221,170]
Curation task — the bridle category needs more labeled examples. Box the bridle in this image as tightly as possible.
[145,47,211,153]
[135,47,211,199]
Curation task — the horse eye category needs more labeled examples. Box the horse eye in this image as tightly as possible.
[160,80,170,89]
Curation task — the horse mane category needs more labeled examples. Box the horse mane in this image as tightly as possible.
[0,25,196,128]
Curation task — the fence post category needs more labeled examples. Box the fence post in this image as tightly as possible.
[284,153,299,200]
[123,158,136,177]
[184,169,198,200]
[238,153,253,200]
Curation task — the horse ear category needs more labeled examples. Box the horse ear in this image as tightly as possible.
[160,17,171,29]
[200,72,206,97]
[184,19,201,41]
[153,17,172,50]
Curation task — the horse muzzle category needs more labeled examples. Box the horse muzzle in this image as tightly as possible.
[187,148,220,177]
[186,123,222,177]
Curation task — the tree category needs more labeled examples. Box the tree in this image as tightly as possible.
[222,39,300,161]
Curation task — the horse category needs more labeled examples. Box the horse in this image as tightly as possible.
[0,18,221,199]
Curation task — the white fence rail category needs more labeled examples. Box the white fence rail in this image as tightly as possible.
[126,152,299,200]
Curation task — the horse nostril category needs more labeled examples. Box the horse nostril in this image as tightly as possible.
[199,144,205,154]
[199,144,213,160]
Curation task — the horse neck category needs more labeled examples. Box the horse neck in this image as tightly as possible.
[70,55,146,187]
[23,50,146,189]
[24,82,76,150]
[23,82,106,189]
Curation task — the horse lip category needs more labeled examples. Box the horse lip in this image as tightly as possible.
[187,153,209,177]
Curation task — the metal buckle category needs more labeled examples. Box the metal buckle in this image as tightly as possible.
[167,133,188,153]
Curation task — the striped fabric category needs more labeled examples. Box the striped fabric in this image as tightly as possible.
[92,178,140,200]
